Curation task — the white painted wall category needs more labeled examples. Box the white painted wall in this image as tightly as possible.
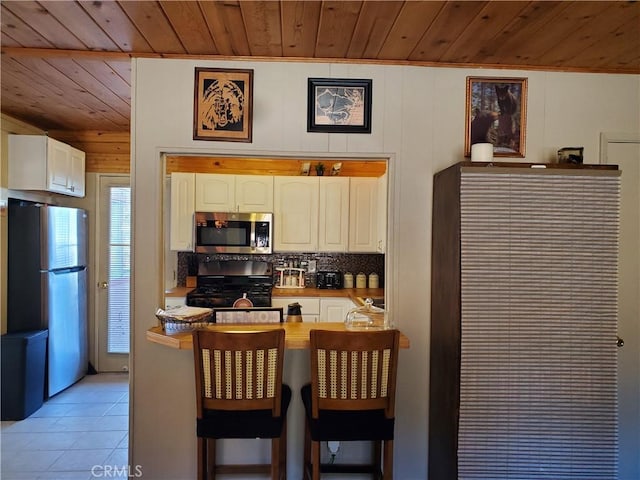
[131,58,639,479]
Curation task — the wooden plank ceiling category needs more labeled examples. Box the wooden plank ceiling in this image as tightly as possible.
[1,0,639,134]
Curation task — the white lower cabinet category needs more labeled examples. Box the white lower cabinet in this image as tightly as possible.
[271,297,319,323]
[272,297,355,323]
[164,297,186,309]
[319,298,356,322]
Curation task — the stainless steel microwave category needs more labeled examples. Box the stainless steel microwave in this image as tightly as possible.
[194,212,273,254]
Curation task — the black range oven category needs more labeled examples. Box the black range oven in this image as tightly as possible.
[186,260,273,308]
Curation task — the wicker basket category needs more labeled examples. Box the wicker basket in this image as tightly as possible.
[156,306,214,334]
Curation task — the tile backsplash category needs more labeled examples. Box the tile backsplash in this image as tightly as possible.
[176,252,385,288]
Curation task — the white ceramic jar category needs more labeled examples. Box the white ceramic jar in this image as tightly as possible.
[343,272,354,288]
[356,272,367,289]
[368,272,379,289]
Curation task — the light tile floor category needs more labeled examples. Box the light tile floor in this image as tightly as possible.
[1,373,129,480]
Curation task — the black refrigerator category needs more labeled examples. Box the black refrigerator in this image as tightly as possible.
[8,200,88,397]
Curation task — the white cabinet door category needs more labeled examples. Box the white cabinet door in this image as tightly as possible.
[318,177,349,252]
[47,138,72,194]
[349,177,380,252]
[195,174,235,211]
[271,297,320,323]
[170,173,195,251]
[236,175,274,212]
[165,297,186,309]
[274,177,319,252]
[319,298,355,323]
[8,135,86,198]
[68,146,86,197]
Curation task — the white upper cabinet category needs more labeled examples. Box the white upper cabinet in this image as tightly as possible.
[349,176,386,253]
[195,174,273,212]
[8,134,86,197]
[235,175,274,212]
[274,176,319,252]
[170,173,195,251]
[195,174,235,211]
[318,177,349,252]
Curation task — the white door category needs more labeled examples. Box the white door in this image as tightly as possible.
[602,135,640,480]
[96,175,131,372]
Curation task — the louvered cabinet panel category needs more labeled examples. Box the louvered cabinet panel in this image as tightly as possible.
[429,163,621,480]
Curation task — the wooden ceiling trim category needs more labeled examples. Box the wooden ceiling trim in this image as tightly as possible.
[240,1,283,57]
[281,1,321,58]
[160,1,217,55]
[166,156,387,177]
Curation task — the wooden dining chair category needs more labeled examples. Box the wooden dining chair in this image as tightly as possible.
[301,329,401,479]
[192,328,291,480]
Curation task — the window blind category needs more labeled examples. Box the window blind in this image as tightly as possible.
[107,186,131,354]
[458,170,620,479]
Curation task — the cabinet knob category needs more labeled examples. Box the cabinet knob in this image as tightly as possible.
[617,336,624,348]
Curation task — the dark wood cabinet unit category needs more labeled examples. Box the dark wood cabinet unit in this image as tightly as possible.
[429,162,620,480]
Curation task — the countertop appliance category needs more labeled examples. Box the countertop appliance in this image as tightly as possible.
[316,271,343,289]
[186,259,273,308]
[7,200,88,398]
[194,212,273,254]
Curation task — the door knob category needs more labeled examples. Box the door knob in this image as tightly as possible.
[99,281,109,289]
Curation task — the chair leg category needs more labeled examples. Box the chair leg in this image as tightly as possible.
[197,437,205,480]
[280,419,287,480]
[303,422,311,480]
[373,440,382,480]
[311,440,321,480]
[207,439,216,480]
[271,437,280,480]
[383,439,393,479]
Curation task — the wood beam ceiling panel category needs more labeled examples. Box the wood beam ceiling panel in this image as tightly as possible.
[281,0,321,58]
[378,1,445,60]
[478,2,568,66]
[315,1,363,58]
[408,1,484,62]
[10,55,128,130]
[1,60,105,131]
[41,0,120,51]
[117,1,186,54]
[0,4,54,48]
[346,0,403,59]
[239,1,283,57]
[2,0,86,49]
[439,1,530,64]
[199,0,250,56]
[80,1,152,52]
[73,58,131,106]
[46,58,130,118]
[159,1,217,55]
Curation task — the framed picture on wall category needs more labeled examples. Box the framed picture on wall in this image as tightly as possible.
[307,78,372,133]
[193,67,253,142]
[465,77,527,157]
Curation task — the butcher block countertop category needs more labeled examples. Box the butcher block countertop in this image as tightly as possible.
[147,322,409,350]
[165,286,385,303]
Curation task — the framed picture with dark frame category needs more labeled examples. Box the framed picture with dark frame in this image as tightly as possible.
[465,76,527,157]
[193,67,253,142]
[307,78,372,133]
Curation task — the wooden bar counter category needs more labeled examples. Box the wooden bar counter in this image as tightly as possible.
[147,322,410,350]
